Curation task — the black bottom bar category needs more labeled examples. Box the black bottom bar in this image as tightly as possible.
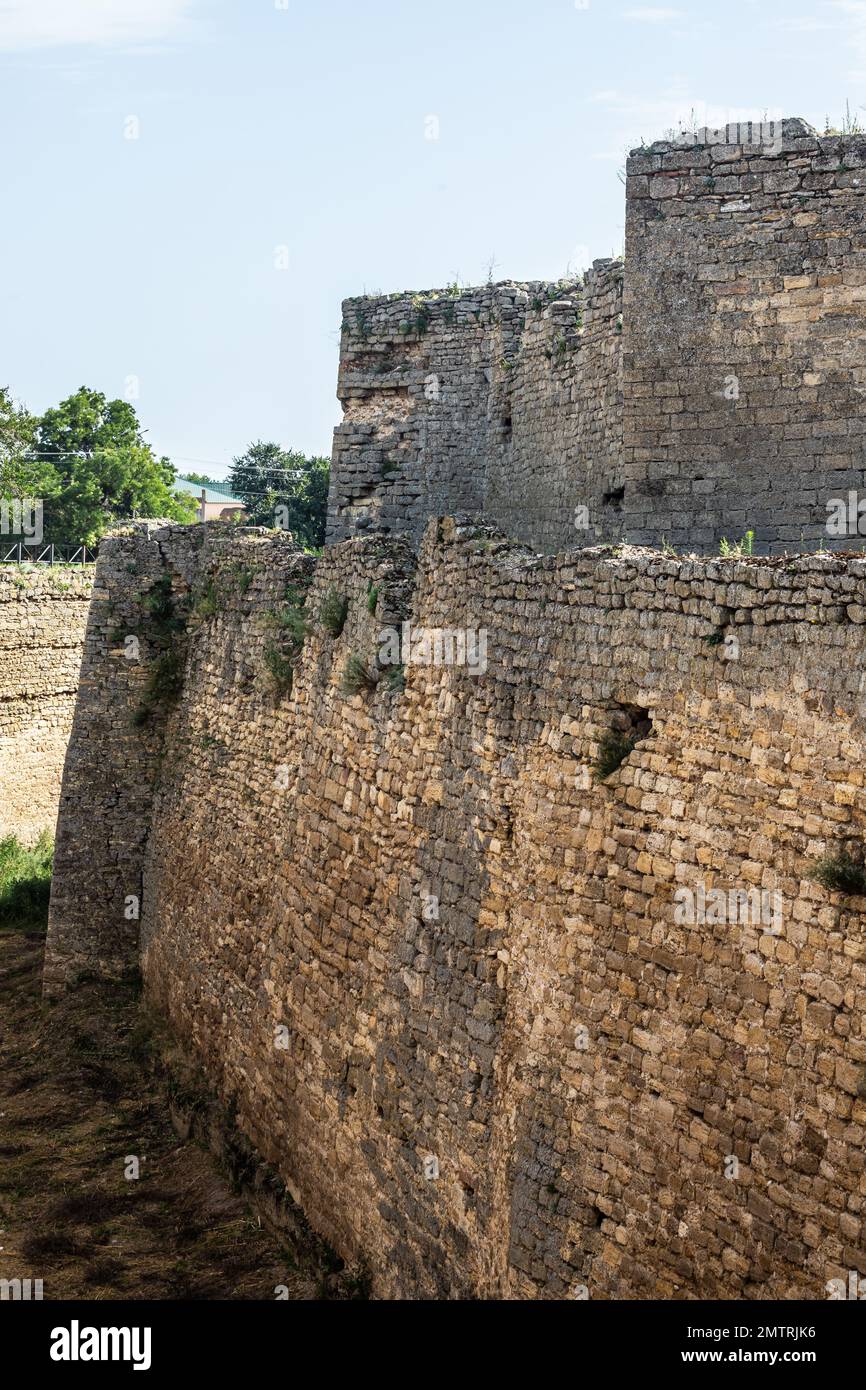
[2,1296,859,1377]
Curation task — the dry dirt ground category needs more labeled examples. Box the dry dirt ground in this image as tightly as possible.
[0,922,366,1301]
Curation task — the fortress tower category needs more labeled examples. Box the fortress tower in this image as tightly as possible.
[327,118,866,556]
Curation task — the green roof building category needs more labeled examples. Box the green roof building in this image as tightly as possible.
[175,477,247,523]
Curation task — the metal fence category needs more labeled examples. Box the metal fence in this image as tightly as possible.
[0,542,97,565]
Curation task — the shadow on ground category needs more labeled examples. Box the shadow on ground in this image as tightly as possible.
[0,922,367,1301]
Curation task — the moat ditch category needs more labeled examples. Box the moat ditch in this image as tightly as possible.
[0,914,368,1302]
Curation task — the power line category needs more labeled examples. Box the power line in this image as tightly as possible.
[12,451,326,473]
[162,494,315,502]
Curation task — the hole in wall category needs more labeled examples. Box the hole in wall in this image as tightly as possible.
[612,702,653,742]
[594,703,654,781]
[603,486,625,510]
[496,800,515,844]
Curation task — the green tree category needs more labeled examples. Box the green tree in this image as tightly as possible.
[34,387,196,543]
[38,389,141,460]
[0,387,58,503]
[229,441,330,550]
[181,471,216,486]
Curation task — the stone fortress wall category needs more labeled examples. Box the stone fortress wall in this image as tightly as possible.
[327,261,624,555]
[44,520,866,1298]
[327,119,866,557]
[0,567,93,847]
[39,116,866,1300]
[622,119,866,552]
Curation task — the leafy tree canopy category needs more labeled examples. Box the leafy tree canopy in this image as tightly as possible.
[37,388,142,468]
[229,441,330,550]
[1,386,196,545]
[1,386,329,550]
[0,387,56,501]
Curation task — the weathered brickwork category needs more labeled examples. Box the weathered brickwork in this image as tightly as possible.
[623,119,866,553]
[45,523,207,994]
[46,522,866,1298]
[485,262,624,551]
[328,119,866,556]
[327,262,624,554]
[0,567,93,846]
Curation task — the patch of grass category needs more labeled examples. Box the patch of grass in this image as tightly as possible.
[194,581,219,618]
[284,580,309,605]
[134,648,185,726]
[133,571,190,725]
[366,583,380,615]
[320,589,349,638]
[0,832,53,930]
[149,648,185,702]
[550,333,569,362]
[341,653,377,696]
[45,1192,129,1224]
[263,643,296,694]
[812,852,866,896]
[0,923,347,1301]
[719,530,755,558]
[411,295,432,334]
[20,1229,92,1260]
[141,574,185,640]
[83,1256,126,1286]
[823,101,864,137]
[383,664,405,693]
[593,731,637,781]
[262,584,310,696]
[275,604,307,652]
[225,563,256,596]
[194,566,254,617]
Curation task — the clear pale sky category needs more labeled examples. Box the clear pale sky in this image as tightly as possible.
[1,0,863,479]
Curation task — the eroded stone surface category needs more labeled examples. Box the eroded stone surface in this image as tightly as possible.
[45,521,866,1298]
[0,567,93,846]
[328,122,866,557]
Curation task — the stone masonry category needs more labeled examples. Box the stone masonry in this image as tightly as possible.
[327,119,866,557]
[39,115,866,1301]
[623,119,866,552]
[0,566,93,846]
[45,519,866,1298]
[328,261,623,554]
